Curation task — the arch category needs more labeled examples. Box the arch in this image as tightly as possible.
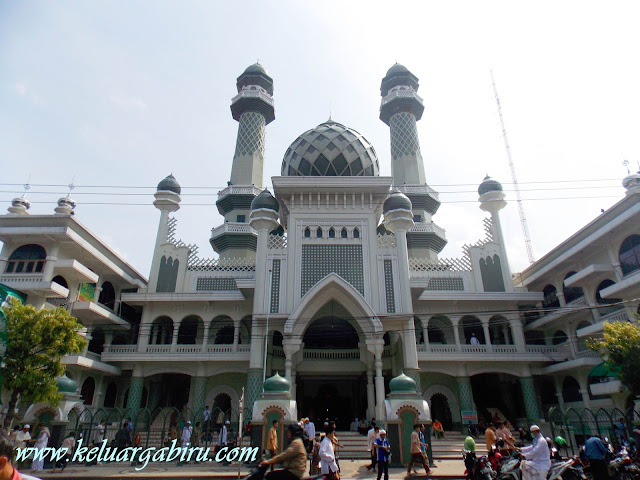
[341,227,348,239]
[562,376,582,403]
[538,378,558,405]
[285,273,381,337]
[104,382,118,408]
[525,330,546,345]
[316,227,323,238]
[98,281,116,310]
[563,272,584,304]
[423,384,461,425]
[576,321,591,351]
[149,316,173,345]
[596,279,623,315]
[459,316,484,344]
[414,316,424,344]
[489,315,512,345]
[52,275,68,290]
[303,304,360,349]
[5,244,47,273]
[479,255,506,292]
[88,328,105,354]
[178,315,204,345]
[542,284,560,310]
[81,377,96,405]
[209,315,234,344]
[619,234,640,276]
[552,330,568,345]
[205,385,240,414]
[272,330,283,347]
[328,227,336,238]
[304,227,311,238]
[239,315,252,344]
[353,227,360,239]
[428,316,454,344]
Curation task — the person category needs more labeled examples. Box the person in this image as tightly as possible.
[309,433,321,475]
[470,333,480,345]
[495,422,505,446]
[203,406,212,433]
[518,425,550,480]
[407,424,430,476]
[366,425,380,472]
[488,445,502,471]
[167,423,178,447]
[14,426,31,469]
[8,427,19,450]
[432,419,446,440]
[52,431,75,473]
[485,423,497,452]
[131,432,142,467]
[29,425,49,473]
[318,426,339,480]
[583,435,608,480]
[614,417,627,446]
[219,420,230,447]
[633,424,640,461]
[467,422,478,438]
[267,420,279,472]
[177,420,193,466]
[192,422,201,459]
[93,420,106,446]
[374,429,391,480]
[330,428,344,472]
[303,418,315,444]
[0,430,42,480]
[260,422,308,480]
[501,422,516,453]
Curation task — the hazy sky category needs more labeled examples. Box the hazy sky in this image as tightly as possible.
[2,1,639,278]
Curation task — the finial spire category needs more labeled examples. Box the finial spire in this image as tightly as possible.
[623,159,630,175]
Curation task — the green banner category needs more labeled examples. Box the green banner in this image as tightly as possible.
[0,283,27,401]
[77,283,96,302]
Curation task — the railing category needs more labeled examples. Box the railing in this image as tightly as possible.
[206,345,233,353]
[176,345,202,354]
[272,346,285,357]
[231,88,274,107]
[599,309,630,323]
[102,344,251,355]
[303,349,360,360]
[575,349,600,359]
[493,345,518,354]
[237,345,251,353]
[409,222,447,238]
[0,273,44,284]
[268,235,287,249]
[104,345,137,354]
[217,185,262,199]
[525,345,558,354]
[381,89,423,106]
[146,346,170,354]
[211,222,255,237]
[377,233,396,249]
[461,345,488,353]
[428,344,458,353]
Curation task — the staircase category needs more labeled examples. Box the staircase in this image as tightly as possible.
[334,431,371,460]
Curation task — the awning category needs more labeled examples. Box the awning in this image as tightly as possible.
[588,362,620,378]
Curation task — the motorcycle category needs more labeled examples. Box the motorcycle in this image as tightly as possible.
[497,452,585,480]
[463,450,496,480]
[608,446,639,480]
[244,463,324,480]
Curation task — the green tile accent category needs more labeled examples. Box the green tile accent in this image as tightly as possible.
[383,259,395,313]
[270,260,280,313]
[426,277,464,291]
[196,277,237,291]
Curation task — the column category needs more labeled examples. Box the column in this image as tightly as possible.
[367,370,375,420]
[553,377,566,411]
[510,316,526,352]
[502,326,510,345]
[127,376,145,412]
[0,243,12,274]
[482,320,493,352]
[520,377,541,422]
[422,327,430,352]
[453,321,462,351]
[233,322,240,352]
[147,381,163,412]
[190,376,208,420]
[291,369,296,401]
[83,326,93,356]
[202,323,210,347]
[171,322,179,352]
[456,376,474,412]
[41,244,60,282]
[577,375,591,408]
[245,368,263,423]
[104,331,113,353]
[375,357,385,423]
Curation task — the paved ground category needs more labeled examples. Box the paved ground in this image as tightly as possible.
[28,457,465,480]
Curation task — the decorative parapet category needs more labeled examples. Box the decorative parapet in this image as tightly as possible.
[409,256,471,272]
[188,256,256,273]
[267,234,287,249]
[377,233,396,249]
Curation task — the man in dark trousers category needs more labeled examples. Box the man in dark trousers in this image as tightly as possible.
[584,435,609,480]
[374,429,391,480]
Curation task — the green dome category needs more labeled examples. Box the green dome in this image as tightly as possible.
[383,190,412,214]
[386,63,410,76]
[244,63,268,75]
[157,174,181,194]
[251,189,279,212]
[263,372,290,393]
[56,373,77,394]
[478,175,503,196]
[389,372,417,393]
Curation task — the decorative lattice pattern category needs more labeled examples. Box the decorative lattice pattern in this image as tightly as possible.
[268,235,287,249]
[190,377,208,415]
[383,259,395,313]
[127,377,145,411]
[245,368,264,422]
[188,256,255,272]
[281,121,379,176]
[270,260,281,313]
[456,377,474,412]
[390,112,420,159]
[301,245,364,295]
[235,112,266,157]
[377,233,396,248]
[196,277,237,291]
[409,256,472,272]
[167,216,199,263]
[520,377,541,421]
[426,277,464,291]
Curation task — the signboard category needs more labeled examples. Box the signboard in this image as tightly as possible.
[77,283,96,302]
[0,283,27,399]
[461,410,478,424]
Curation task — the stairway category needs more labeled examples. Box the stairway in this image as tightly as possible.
[334,431,371,460]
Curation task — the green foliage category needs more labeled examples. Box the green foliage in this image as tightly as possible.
[588,321,640,395]
[1,298,86,417]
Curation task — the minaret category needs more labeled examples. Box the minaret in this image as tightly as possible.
[211,63,276,259]
[379,64,446,260]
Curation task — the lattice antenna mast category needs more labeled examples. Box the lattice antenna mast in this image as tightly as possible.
[490,70,535,264]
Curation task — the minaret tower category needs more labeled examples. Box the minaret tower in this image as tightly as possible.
[211,63,276,259]
[379,64,446,260]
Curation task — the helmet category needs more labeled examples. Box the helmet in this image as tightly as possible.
[555,436,567,447]
[287,422,304,438]
[464,436,476,452]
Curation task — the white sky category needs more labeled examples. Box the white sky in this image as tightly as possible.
[2,1,639,278]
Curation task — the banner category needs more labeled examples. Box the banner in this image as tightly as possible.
[461,410,478,424]
[0,283,27,399]
[77,283,96,302]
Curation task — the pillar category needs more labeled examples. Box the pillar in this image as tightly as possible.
[456,376,474,412]
[482,321,493,352]
[375,358,385,423]
[190,376,208,420]
[367,369,375,420]
[41,244,60,282]
[510,316,526,352]
[202,323,210,347]
[233,322,240,352]
[245,368,263,423]
[453,322,462,351]
[520,377,541,422]
[171,322,179,352]
[127,376,145,412]
[422,327,430,352]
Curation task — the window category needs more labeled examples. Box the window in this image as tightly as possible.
[5,244,46,274]
[236,215,246,223]
[596,279,623,314]
[329,227,336,238]
[413,214,423,223]
[542,285,560,310]
[563,272,584,303]
[341,228,348,238]
[619,234,640,276]
[353,228,360,239]
[316,227,323,238]
[304,227,311,238]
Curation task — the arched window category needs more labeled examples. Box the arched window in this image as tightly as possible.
[328,227,336,238]
[304,227,311,238]
[149,317,173,344]
[542,284,560,310]
[353,228,360,239]
[81,377,96,405]
[383,332,390,346]
[52,275,68,289]
[552,330,568,345]
[215,326,235,344]
[341,228,348,239]
[563,272,584,304]
[88,328,105,354]
[178,316,203,344]
[272,331,283,347]
[316,227,323,238]
[562,376,581,403]
[103,382,117,408]
[5,244,46,273]
[99,282,116,310]
[596,279,623,314]
[619,234,640,276]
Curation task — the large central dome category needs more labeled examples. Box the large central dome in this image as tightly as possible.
[281,120,380,176]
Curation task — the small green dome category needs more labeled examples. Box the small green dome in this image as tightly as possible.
[56,373,77,394]
[244,63,268,75]
[386,63,410,76]
[251,189,279,212]
[383,190,412,214]
[389,372,417,393]
[157,174,181,194]
[478,175,503,196]
[263,372,290,393]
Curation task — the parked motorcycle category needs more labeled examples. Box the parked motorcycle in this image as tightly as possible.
[463,450,496,480]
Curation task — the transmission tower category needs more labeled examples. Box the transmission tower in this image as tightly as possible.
[490,70,536,264]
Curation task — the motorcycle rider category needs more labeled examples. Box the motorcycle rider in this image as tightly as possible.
[260,423,308,480]
[518,425,550,480]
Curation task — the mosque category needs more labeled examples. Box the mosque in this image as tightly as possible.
[1,63,639,433]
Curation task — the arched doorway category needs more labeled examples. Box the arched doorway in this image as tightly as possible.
[470,373,525,424]
[430,393,453,430]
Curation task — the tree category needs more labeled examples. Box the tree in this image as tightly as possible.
[1,298,86,428]
[588,320,640,395]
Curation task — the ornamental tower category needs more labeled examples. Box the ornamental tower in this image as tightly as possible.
[211,63,276,259]
[379,64,446,260]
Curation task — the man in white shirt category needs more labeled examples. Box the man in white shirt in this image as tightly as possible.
[178,421,193,466]
[470,333,480,345]
[15,425,31,469]
[519,425,551,480]
[366,425,380,472]
[304,418,315,442]
[219,420,229,446]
